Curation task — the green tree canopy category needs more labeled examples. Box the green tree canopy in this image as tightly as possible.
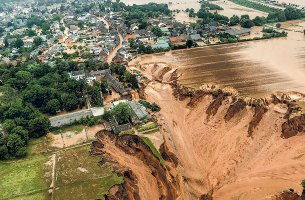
[112,103,131,124]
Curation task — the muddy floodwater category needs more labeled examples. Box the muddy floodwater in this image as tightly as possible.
[130,21,305,97]
[279,0,305,7]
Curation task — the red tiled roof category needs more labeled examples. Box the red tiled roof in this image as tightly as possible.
[169,37,178,43]
[124,34,136,41]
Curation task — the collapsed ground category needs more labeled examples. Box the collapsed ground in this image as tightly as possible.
[96,62,305,200]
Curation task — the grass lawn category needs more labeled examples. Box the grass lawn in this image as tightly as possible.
[137,122,157,132]
[0,155,50,200]
[140,136,166,168]
[28,136,55,156]
[54,145,123,200]
[10,192,47,200]
[0,135,123,200]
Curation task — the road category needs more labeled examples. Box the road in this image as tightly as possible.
[107,31,123,63]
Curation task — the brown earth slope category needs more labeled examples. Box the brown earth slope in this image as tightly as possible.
[138,63,305,199]
[92,62,305,200]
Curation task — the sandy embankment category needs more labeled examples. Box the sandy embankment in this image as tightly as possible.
[133,62,305,199]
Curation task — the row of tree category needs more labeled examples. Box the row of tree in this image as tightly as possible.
[0,60,117,159]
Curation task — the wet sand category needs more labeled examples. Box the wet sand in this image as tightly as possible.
[130,20,305,97]
[279,0,305,7]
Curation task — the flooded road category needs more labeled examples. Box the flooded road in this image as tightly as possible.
[130,20,305,97]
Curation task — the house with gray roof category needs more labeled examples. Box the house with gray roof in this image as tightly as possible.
[224,28,251,38]
[49,107,104,128]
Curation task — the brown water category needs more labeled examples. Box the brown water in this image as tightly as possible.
[130,20,305,97]
[279,0,305,7]
[121,0,268,19]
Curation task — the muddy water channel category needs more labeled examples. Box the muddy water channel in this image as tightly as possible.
[131,21,305,97]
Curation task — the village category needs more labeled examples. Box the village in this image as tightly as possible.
[0,0,295,67]
[1,0,305,199]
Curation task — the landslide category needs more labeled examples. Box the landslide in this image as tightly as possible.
[90,131,180,200]
[135,62,305,200]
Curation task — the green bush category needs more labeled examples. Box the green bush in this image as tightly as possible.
[137,123,157,132]
[139,100,161,112]
[302,180,305,189]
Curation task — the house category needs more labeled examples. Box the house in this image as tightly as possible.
[127,101,151,124]
[224,28,251,38]
[160,27,170,36]
[131,24,139,31]
[169,37,178,43]
[24,41,33,48]
[111,100,151,124]
[177,34,189,42]
[49,107,104,127]
[69,70,86,80]
[190,34,202,41]
[151,39,170,49]
[90,47,103,55]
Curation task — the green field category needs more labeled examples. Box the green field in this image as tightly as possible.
[230,0,280,13]
[0,139,123,200]
[0,155,50,200]
[54,145,123,200]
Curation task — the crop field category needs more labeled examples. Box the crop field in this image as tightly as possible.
[53,145,123,200]
[0,138,123,200]
[0,154,51,200]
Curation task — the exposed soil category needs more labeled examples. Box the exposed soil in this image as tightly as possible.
[127,62,305,199]
[91,131,180,200]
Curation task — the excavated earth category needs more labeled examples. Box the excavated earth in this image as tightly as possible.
[92,62,305,200]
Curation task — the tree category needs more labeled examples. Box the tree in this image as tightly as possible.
[0,135,8,159]
[0,27,4,36]
[284,6,302,20]
[27,29,36,37]
[240,19,255,28]
[123,71,138,88]
[88,82,102,107]
[2,119,16,134]
[253,16,266,26]
[6,134,25,156]
[45,99,60,115]
[14,38,24,48]
[0,144,8,159]
[33,37,43,46]
[61,93,79,111]
[100,78,109,94]
[152,26,163,37]
[15,147,27,158]
[28,116,50,138]
[11,126,29,144]
[276,23,281,28]
[111,103,131,124]
[241,14,250,20]
[186,40,194,48]
[139,21,148,29]
[12,71,33,90]
[188,8,195,17]
[229,15,240,26]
